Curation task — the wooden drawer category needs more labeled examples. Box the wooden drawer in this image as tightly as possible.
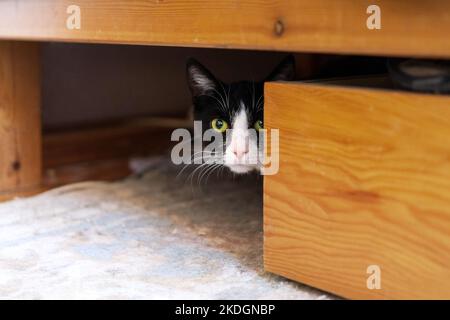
[263,79,450,299]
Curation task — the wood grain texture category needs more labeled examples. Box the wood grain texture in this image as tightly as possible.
[264,81,450,299]
[0,41,41,197]
[0,116,188,202]
[43,117,188,168]
[0,1,449,58]
[42,117,188,189]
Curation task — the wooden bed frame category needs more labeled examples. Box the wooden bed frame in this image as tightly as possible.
[1,0,449,299]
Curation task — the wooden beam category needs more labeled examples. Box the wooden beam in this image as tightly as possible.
[42,117,189,189]
[0,1,449,58]
[0,41,41,199]
[0,116,188,201]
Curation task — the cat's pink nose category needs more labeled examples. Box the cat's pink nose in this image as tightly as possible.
[232,146,249,160]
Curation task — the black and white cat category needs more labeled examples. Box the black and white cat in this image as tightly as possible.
[186,55,295,174]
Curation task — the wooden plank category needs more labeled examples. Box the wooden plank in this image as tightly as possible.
[0,41,41,198]
[0,116,188,201]
[43,157,132,189]
[264,81,450,299]
[42,117,188,189]
[43,117,188,168]
[0,1,449,58]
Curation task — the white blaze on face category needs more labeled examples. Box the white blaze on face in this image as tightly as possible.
[224,102,260,173]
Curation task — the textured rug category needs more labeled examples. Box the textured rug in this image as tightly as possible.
[0,157,333,299]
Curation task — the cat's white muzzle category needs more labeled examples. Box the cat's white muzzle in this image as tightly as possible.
[224,127,260,174]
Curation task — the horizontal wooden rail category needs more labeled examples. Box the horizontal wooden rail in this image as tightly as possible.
[0,1,449,57]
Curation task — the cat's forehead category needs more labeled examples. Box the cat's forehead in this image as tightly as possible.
[225,81,263,107]
[228,81,263,96]
[192,79,263,126]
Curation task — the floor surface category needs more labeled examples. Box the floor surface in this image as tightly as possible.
[0,158,333,299]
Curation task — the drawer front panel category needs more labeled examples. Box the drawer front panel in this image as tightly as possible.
[263,82,450,299]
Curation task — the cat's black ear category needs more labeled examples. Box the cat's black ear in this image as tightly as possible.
[186,58,219,97]
[265,55,296,82]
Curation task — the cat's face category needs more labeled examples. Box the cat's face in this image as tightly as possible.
[186,55,295,174]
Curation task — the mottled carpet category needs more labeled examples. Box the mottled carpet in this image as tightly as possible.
[0,158,333,299]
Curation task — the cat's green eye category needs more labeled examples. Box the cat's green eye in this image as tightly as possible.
[254,120,263,131]
[211,118,228,133]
